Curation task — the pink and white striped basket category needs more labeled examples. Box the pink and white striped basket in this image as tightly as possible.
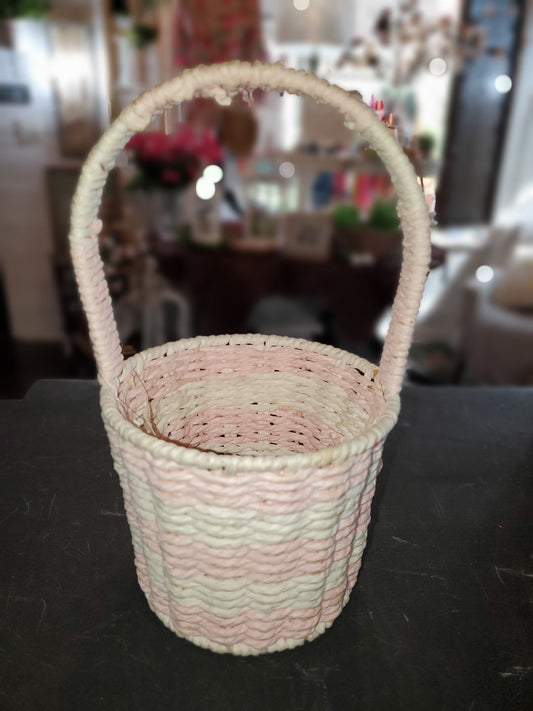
[69,62,430,655]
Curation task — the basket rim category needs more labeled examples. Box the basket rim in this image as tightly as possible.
[101,334,400,473]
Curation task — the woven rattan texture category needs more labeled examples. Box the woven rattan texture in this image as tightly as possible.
[103,336,387,654]
[119,341,384,455]
[110,434,382,654]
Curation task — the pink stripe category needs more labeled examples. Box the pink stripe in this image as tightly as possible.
[148,454,375,514]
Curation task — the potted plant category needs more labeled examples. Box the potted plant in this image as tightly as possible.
[333,199,401,260]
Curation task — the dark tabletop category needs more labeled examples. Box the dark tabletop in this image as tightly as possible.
[1,380,532,711]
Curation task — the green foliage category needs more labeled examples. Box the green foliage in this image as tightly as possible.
[367,199,400,231]
[1,0,49,19]
[127,172,158,192]
[333,204,361,228]
[128,24,158,48]
[415,133,436,159]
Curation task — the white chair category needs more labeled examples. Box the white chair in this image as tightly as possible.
[461,233,533,385]
[114,257,192,351]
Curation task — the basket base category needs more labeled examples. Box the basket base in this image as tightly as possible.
[145,590,351,655]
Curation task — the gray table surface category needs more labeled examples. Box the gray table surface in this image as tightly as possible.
[1,380,532,710]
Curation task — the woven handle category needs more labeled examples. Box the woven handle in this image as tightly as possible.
[69,61,430,395]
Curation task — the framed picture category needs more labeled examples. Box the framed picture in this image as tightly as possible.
[231,177,285,252]
[283,212,332,261]
[235,207,280,252]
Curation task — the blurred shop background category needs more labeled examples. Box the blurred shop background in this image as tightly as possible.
[1,0,532,396]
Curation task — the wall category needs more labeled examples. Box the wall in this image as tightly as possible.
[0,1,109,343]
[0,19,65,342]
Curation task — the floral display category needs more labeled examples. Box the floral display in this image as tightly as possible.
[126,125,223,191]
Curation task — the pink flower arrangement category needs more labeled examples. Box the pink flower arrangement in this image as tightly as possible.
[126,124,223,190]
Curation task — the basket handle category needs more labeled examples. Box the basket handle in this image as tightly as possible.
[69,61,430,395]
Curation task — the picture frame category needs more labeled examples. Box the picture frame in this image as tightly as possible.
[236,207,281,252]
[283,212,332,261]
[229,176,286,252]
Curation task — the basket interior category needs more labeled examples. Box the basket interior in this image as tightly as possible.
[117,339,387,457]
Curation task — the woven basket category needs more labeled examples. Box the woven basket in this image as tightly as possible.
[69,62,430,655]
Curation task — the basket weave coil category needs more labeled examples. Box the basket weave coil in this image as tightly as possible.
[69,62,430,655]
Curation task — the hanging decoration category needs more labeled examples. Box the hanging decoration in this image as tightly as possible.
[173,0,266,69]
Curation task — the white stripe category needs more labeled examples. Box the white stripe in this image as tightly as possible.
[134,471,378,547]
